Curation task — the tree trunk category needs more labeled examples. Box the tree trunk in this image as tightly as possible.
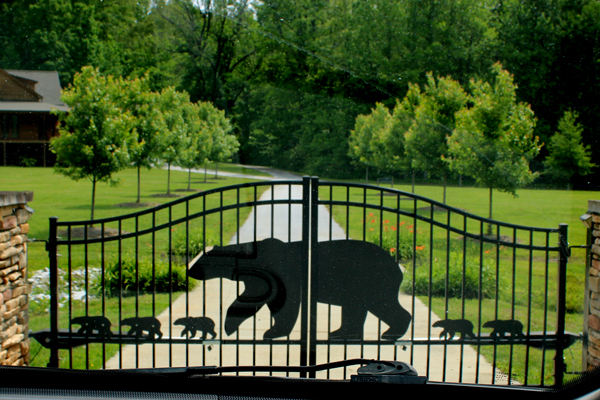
[487,187,493,235]
[137,165,141,203]
[391,176,394,189]
[204,162,208,183]
[365,167,369,184]
[215,162,218,179]
[91,179,96,222]
[442,173,447,204]
[412,170,415,194]
[459,174,462,187]
[167,163,171,195]
[188,168,192,190]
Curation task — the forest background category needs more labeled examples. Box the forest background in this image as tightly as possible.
[1,0,598,189]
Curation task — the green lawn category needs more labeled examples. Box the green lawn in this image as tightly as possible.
[1,166,267,273]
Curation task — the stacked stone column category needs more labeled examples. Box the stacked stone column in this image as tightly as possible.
[0,192,33,366]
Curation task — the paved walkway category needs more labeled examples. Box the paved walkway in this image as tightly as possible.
[106,169,504,384]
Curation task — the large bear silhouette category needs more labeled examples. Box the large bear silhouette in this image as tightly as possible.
[189,238,411,340]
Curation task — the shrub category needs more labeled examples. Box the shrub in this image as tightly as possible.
[104,258,195,296]
[19,156,36,167]
[170,227,217,257]
[402,253,498,299]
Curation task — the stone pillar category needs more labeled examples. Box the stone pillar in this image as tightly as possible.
[0,192,33,366]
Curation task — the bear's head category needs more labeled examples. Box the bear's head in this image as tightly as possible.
[189,242,257,281]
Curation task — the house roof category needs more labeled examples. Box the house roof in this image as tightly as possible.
[0,69,69,112]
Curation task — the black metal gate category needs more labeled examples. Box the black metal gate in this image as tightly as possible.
[36,177,575,386]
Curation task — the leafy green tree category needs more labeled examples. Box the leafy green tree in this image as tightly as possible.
[349,103,391,182]
[156,87,189,195]
[116,77,168,203]
[201,103,238,180]
[155,0,261,112]
[446,63,541,231]
[405,73,468,203]
[544,110,595,190]
[50,66,138,220]
[175,102,211,190]
[239,85,364,178]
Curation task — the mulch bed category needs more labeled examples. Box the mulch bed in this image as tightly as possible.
[58,226,128,239]
[114,202,160,208]
[150,193,181,198]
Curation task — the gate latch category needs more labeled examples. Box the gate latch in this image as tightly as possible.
[351,361,427,384]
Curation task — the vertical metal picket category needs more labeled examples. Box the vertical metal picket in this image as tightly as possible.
[309,177,319,377]
[48,216,59,368]
[300,177,311,377]
[555,223,569,388]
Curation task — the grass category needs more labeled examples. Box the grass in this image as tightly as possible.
[0,166,267,273]
[322,180,597,247]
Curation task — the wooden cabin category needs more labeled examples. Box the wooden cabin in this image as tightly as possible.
[0,68,69,166]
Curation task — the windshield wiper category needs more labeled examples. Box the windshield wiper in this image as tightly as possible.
[119,359,427,384]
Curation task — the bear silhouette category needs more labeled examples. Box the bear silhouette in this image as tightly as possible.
[483,319,524,339]
[433,319,475,340]
[120,317,163,340]
[189,238,411,340]
[71,316,112,338]
[175,317,217,340]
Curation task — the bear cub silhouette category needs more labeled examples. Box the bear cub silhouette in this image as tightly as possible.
[71,316,112,338]
[175,317,217,340]
[483,319,524,339]
[433,319,476,339]
[120,317,163,340]
[189,238,411,341]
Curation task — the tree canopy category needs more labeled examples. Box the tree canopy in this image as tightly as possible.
[50,66,139,220]
[3,0,598,186]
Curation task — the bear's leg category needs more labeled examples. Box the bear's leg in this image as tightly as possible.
[225,275,271,336]
[209,328,217,339]
[370,301,411,340]
[329,306,367,340]
[224,300,262,336]
[180,327,189,338]
[263,295,300,339]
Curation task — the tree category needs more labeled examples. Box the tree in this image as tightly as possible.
[446,63,541,232]
[175,102,212,190]
[51,66,138,220]
[200,103,238,179]
[405,73,468,203]
[156,87,189,195]
[155,0,261,112]
[348,103,391,182]
[116,78,168,203]
[544,110,595,189]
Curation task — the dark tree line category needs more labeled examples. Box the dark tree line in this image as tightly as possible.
[1,0,598,186]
